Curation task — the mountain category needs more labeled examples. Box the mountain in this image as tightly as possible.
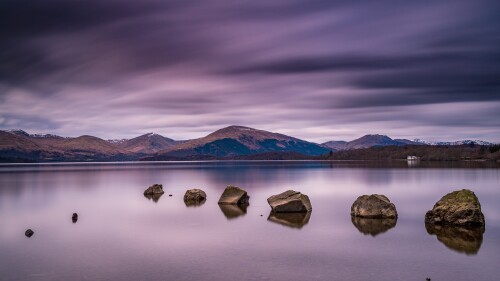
[148,125,329,159]
[346,134,407,149]
[117,133,178,154]
[0,130,130,162]
[412,139,494,146]
[322,140,348,151]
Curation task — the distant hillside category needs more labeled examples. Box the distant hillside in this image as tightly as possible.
[325,144,500,161]
[117,133,178,154]
[322,135,491,150]
[322,134,412,150]
[146,125,329,159]
[1,127,498,162]
[322,140,348,151]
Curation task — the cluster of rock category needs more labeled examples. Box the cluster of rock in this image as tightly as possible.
[142,184,485,232]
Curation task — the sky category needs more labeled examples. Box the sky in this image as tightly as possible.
[1,0,499,142]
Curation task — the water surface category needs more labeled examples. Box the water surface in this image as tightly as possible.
[1,161,499,281]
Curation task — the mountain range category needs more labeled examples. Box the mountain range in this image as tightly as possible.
[0,126,495,162]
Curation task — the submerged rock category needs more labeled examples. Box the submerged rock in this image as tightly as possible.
[25,229,34,238]
[267,211,311,229]
[425,223,484,255]
[184,189,207,202]
[267,190,312,213]
[144,193,163,203]
[351,217,397,236]
[219,204,248,219]
[72,213,78,223]
[143,184,165,195]
[425,189,485,226]
[350,194,398,218]
[218,185,249,205]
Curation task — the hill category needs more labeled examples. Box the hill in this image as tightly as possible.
[146,125,329,159]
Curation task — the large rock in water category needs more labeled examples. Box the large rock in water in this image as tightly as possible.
[218,185,249,205]
[350,194,398,218]
[144,184,165,195]
[267,190,312,213]
[425,189,485,226]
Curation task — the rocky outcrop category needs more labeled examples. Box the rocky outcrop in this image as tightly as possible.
[351,217,397,236]
[267,190,312,213]
[425,189,485,226]
[143,184,165,195]
[425,223,484,255]
[267,211,311,229]
[218,185,249,205]
[25,229,34,237]
[350,194,398,218]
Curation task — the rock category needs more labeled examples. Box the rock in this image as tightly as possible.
[184,189,206,202]
[267,190,312,213]
[350,194,398,218]
[72,213,78,223]
[425,223,484,255]
[169,194,172,197]
[144,193,163,203]
[351,217,397,236]
[217,185,249,205]
[267,211,311,229]
[425,189,485,226]
[144,184,165,195]
[184,189,207,207]
[25,229,34,238]
[219,204,248,219]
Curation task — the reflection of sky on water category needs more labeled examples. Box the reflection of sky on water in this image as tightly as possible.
[0,161,499,281]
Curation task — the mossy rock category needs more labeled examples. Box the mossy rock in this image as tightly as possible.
[425,189,485,226]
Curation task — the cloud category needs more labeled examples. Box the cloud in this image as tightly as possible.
[0,0,499,142]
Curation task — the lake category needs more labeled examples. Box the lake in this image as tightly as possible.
[1,161,499,281]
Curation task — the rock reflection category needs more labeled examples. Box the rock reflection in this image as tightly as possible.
[219,204,248,220]
[351,217,397,236]
[425,223,484,255]
[267,211,311,229]
[144,193,163,203]
[184,198,207,208]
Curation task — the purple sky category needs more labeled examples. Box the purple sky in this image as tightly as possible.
[1,0,499,142]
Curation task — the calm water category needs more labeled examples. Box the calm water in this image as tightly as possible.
[1,161,499,281]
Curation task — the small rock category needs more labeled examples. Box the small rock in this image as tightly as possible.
[144,184,165,195]
[425,189,485,226]
[25,229,34,238]
[267,190,312,213]
[169,194,172,197]
[184,189,206,202]
[350,194,398,218]
[218,185,249,205]
[72,213,78,223]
